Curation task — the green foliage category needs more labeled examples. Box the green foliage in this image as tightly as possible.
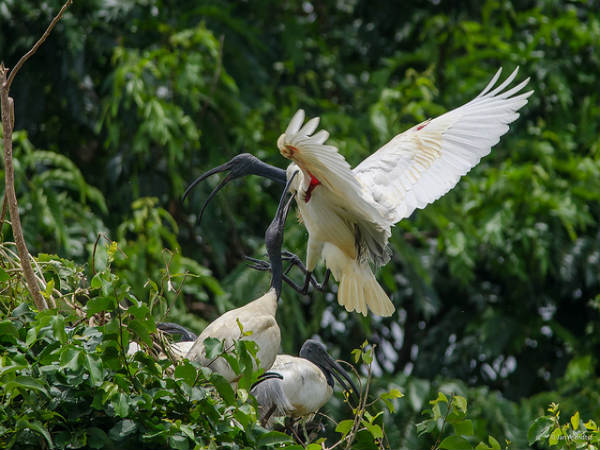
[0,131,106,258]
[111,197,223,329]
[529,403,600,450]
[416,391,507,450]
[0,253,290,449]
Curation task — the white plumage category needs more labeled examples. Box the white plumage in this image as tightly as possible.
[251,339,357,424]
[277,67,532,317]
[253,354,329,418]
[185,288,281,382]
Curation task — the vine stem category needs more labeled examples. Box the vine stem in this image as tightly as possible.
[0,0,73,310]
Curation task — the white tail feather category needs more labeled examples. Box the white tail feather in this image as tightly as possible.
[338,260,395,317]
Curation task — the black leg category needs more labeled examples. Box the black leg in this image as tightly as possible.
[244,252,331,294]
[261,405,277,427]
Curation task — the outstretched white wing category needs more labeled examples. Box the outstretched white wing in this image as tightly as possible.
[354,67,533,224]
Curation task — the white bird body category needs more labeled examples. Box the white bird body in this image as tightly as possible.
[185,287,280,382]
[253,354,330,418]
[277,68,532,317]
[169,341,194,360]
[251,339,357,424]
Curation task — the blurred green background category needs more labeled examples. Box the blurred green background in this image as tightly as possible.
[1,0,599,447]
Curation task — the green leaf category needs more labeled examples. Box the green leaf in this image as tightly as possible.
[203,337,224,360]
[60,346,82,371]
[51,314,67,344]
[174,361,197,386]
[416,419,436,436]
[439,435,473,450]
[16,419,53,448]
[453,419,474,436]
[87,427,109,449]
[362,421,383,439]
[211,373,235,404]
[86,296,116,317]
[5,376,50,397]
[549,427,562,446]
[0,320,18,338]
[169,433,189,450]
[256,431,294,447]
[128,318,152,346]
[431,391,448,405]
[571,411,580,430]
[84,353,103,386]
[336,419,354,438]
[108,419,137,440]
[113,392,130,417]
[528,416,554,445]
[0,266,10,282]
[453,395,467,414]
[26,327,38,346]
[0,363,27,377]
[488,435,501,450]
[305,445,322,450]
[90,273,103,290]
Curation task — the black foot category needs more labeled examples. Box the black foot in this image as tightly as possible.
[244,251,330,295]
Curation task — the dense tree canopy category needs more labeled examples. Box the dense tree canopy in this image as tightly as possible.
[1,0,599,448]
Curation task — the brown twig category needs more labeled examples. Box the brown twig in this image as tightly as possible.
[5,0,73,90]
[0,0,73,310]
[1,67,47,310]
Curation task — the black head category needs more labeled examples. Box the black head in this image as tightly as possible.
[299,339,359,402]
[182,153,287,223]
[156,322,197,342]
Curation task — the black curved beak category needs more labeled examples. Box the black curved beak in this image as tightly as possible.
[182,162,234,222]
[301,340,360,403]
[182,154,287,223]
[324,355,360,403]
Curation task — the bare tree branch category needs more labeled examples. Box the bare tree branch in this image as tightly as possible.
[0,0,74,310]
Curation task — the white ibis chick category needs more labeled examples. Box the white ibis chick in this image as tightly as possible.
[251,339,358,423]
[185,174,297,382]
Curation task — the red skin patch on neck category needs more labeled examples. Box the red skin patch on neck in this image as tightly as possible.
[417,123,427,131]
[305,171,320,202]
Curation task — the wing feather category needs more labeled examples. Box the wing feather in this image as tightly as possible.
[354,67,533,223]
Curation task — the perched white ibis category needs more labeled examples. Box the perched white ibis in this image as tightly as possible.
[184,173,297,382]
[184,68,532,317]
[251,339,358,424]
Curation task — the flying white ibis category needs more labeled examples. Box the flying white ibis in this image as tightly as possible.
[251,339,358,425]
[184,68,532,317]
[184,173,297,382]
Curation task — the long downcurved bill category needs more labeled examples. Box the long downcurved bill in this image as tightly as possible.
[323,355,360,403]
[182,162,233,222]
